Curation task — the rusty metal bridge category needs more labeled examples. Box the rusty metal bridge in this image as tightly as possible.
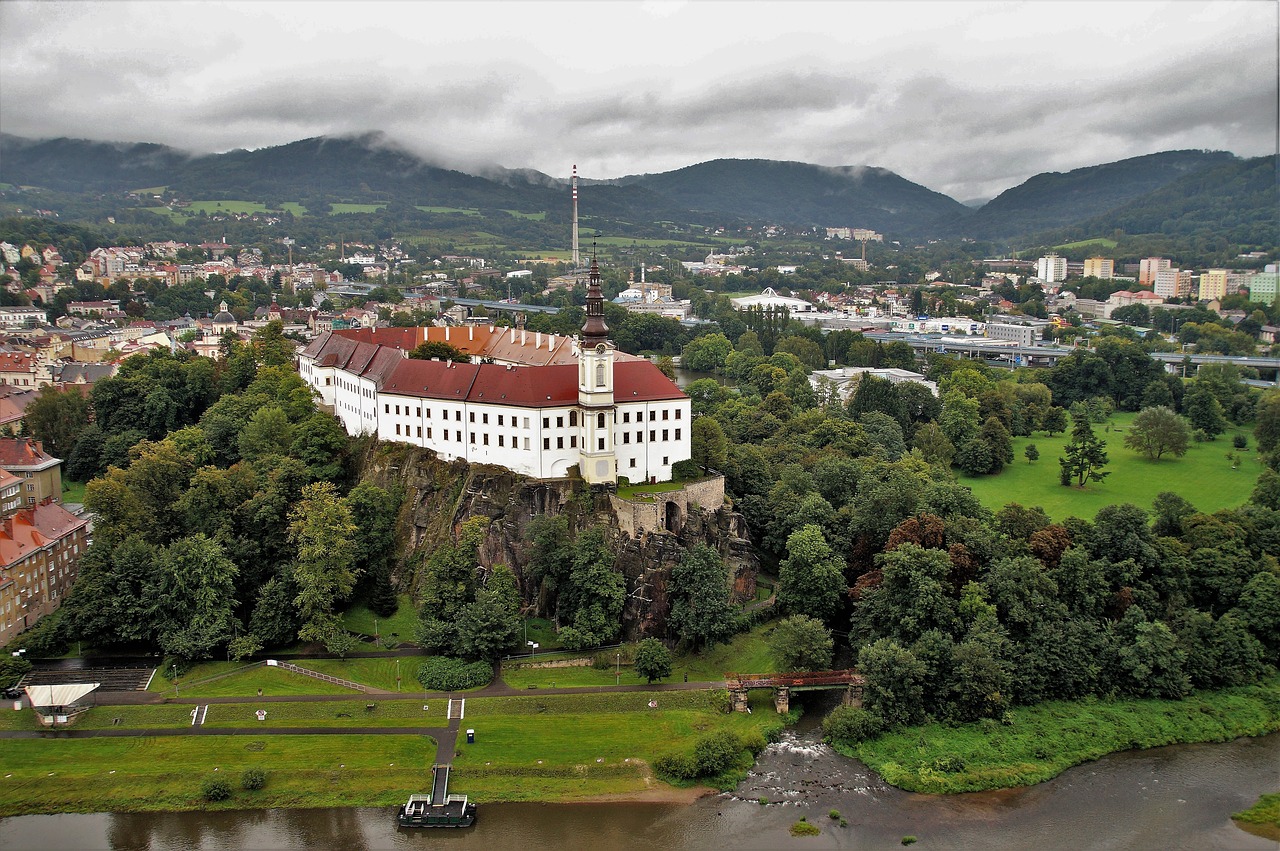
[725,669,864,713]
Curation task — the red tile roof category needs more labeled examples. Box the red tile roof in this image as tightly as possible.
[381,359,683,407]
[0,438,58,468]
[0,501,87,568]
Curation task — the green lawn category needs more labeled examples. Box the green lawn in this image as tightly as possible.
[185,200,270,214]
[500,620,779,689]
[278,202,308,216]
[521,617,564,652]
[960,412,1260,521]
[61,479,87,504]
[341,595,418,646]
[0,734,437,815]
[503,210,545,220]
[301,656,426,692]
[150,661,359,697]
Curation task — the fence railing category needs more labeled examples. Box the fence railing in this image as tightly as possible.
[269,660,370,693]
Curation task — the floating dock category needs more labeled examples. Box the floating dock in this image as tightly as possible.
[397,763,476,828]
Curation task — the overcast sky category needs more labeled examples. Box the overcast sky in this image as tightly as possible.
[1,0,1275,201]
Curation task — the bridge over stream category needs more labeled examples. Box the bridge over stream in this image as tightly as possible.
[726,670,864,714]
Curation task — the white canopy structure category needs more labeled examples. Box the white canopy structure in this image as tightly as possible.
[24,682,100,709]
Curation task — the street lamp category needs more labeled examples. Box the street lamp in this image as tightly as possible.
[171,664,178,697]
[616,652,621,686]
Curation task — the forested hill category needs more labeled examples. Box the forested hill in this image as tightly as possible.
[1067,155,1279,248]
[0,134,195,192]
[617,159,972,237]
[954,150,1237,241]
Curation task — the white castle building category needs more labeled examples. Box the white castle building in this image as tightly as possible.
[298,261,691,484]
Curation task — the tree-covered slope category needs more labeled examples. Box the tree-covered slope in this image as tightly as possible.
[619,158,971,236]
[0,134,194,192]
[956,150,1237,240]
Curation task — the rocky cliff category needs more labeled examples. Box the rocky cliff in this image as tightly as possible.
[357,441,760,641]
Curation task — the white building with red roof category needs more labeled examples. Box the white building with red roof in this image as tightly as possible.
[299,261,690,484]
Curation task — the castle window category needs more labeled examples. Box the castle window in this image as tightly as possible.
[483,434,489,446]
[663,456,669,466]
[396,405,401,415]
[596,363,605,386]
[570,436,577,448]
[483,413,489,424]
[650,430,656,442]
[598,438,605,451]
[597,413,605,428]
[675,428,681,440]
[498,415,504,426]
[416,407,421,417]
[675,409,682,420]
[662,409,669,420]
[557,416,564,428]
[384,404,390,414]
[543,417,549,429]
[662,429,668,441]
[543,438,550,450]
[630,459,636,468]
[557,437,564,449]
[570,411,578,427]
[395,424,401,435]
[470,412,475,423]
[498,435,504,446]
[470,432,476,443]
[637,431,643,442]
[417,426,423,438]
[623,433,630,444]
[623,412,630,423]
[650,411,656,421]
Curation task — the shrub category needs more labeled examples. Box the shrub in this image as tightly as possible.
[902,837,918,846]
[829,809,842,820]
[790,820,821,836]
[415,657,493,691]
[653,751,698,780]
[693,729,743,776]
[241,768,266,790]
[202,777,232,802]
[1234,434,1248,450]
[822,705,884,748]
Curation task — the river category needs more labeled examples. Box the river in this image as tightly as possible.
[2,706,1275,851]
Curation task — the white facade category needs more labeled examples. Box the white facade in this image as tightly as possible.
[1036,254,1067,283]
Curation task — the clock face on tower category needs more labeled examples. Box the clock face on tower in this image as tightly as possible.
[596,343,607,354]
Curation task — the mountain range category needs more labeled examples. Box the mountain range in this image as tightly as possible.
[1,133,1272,245]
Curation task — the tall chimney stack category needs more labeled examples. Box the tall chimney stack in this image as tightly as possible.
[571,164,579,268]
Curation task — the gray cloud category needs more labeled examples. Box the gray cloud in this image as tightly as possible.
[0,1,1274,202]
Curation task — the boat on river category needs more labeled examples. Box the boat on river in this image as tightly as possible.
[397,764,477,828]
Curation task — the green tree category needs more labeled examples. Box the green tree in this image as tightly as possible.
[457,565,521,661]
[1059,410,1110,488]
[776,524,847,622]
[634,637,673,683]
[1042,405,1069,436]
[681,333,733,373]
[857,638,928,727]
[237,406,294,462]
[1183,385,1227,439]
[1024,443,1039,463]
[690,416,728,474]
[1124,406,1191,461]
[769,614,834,671]
[1253,390,1280,453]
[558,526,625,650]
[23,385,91,458]
[853,543,958,645]
[668,545,738,649]
[148,535,239,662]
[289,481,359,643]
[408,340,470,362]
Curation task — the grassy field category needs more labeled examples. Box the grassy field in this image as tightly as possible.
[329,203,386,214]
[0,734,438,815]
[453,690,782,802]
[0,689,786,812]
[60,479,87,504]
[504,210,545,220]
[279,201,307,216]
[1054,237,1119,251]
[150,662,359,698]
[500,620,778,689]
[850,675,1280,794]
[341,595,417,645]
[415,205,480,215]
[960,412,1260,521]
[300,657,425,692]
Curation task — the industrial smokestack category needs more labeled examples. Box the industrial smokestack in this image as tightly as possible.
[571,164,579,267]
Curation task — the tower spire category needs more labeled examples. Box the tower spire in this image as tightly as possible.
[581,250,609,347]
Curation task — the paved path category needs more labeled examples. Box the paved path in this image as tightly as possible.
[0,726,452,740]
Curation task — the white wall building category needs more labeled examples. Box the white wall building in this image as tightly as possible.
[299,262,690,484]
[730,287,815,314]
[1036,254,1067,283]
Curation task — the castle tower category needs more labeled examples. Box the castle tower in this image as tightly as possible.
[578,257,615,485]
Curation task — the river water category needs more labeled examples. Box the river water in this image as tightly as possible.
[3,706,1275,851]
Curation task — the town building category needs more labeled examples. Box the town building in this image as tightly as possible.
[1139,257,1172,287]
[0,439,63,507]
[1247,265,1279,305]
[298,261,690,485]
[1153,268,1195,299]
[1036,254,1067,283]
[729,287,815,314]
[1198,269,1229,302]
[0,498,90,646]
[1082,257,1115,280]
[986,323,1039,346]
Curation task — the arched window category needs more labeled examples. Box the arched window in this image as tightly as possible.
[596,363,605,387]
[597,412,605,428]
[569,410,578,427]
